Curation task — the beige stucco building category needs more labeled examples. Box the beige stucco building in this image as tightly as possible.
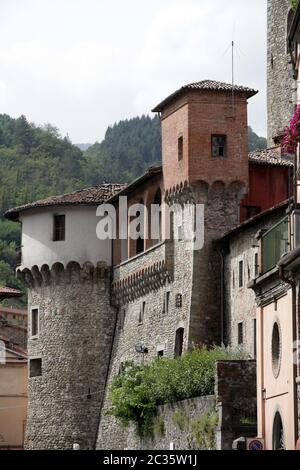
[0,340,27,449]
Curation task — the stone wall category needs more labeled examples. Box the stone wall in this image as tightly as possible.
[126,396,215,451]
[215,360,257,450]
[267,0,296,145]
[223,205,287,357]
[96,221,194,449]
[19,261,116,450]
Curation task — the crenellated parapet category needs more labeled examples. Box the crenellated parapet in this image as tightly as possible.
[112,259,171,305]
[17,261,111,289]
[164,181,194,205]
[164,179,248,207]
[112,241,173,306]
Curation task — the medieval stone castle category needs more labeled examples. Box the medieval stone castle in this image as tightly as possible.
[5,0,300,450]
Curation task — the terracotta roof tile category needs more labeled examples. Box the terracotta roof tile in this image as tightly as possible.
[248,147,294,167]
[152,80,258,112]
[5,183,127,221]
[0,286,22,299]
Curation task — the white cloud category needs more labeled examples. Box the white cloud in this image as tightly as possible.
[0,0,267,142]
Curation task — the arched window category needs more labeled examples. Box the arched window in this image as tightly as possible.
[273,411,285,450]
[174,328,184,358]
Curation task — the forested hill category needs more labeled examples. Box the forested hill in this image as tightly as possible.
[0,112,266,302]
[0,113,267,216]
[83,115,162,184]
[0,114,84,216]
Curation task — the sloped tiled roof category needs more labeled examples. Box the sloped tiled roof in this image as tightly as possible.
[248,147,294,167]
[152,80,258,112]
[5,183,127,221]
[0,286,22,299]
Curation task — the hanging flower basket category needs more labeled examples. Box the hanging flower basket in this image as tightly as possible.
[282,104,300,155]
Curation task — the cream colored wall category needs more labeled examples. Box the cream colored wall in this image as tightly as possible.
[0,356,27,448]
[257,290,295,450]
[20,205,112,270]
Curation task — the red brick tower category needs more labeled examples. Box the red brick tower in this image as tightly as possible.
[153,80,258,346]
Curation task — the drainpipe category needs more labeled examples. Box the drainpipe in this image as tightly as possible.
[218,247,225,346]
[278,265,299,446]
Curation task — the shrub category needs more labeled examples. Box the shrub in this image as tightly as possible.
[107,345,246,437]
[290,0,299,11]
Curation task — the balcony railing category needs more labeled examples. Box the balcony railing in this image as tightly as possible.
[261,216,290,274]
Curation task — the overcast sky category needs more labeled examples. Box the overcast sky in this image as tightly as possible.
[0,0,267,143]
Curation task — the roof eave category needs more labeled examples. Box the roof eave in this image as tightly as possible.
[152,88,258,113]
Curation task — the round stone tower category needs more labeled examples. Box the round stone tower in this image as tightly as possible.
[6,186,122,449]
[267,0,296,146]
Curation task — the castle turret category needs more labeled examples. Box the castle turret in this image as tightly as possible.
[5,184,124,449]
[267,0,296,145]
[153,80,257,346]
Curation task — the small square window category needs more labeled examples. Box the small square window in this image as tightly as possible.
[238,322,243,345]
[157,350,164,358]
[178,136,183,161]
[29,358,42,377]
[31,308,39,338]
[53,214,65,242]
[212,135,227,158]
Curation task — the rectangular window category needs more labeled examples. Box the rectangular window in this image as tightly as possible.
[239,260,243,288]
[178,136,183,161]
[30,308,39,338]
[53,214,65,242]
[253,319,257,359]
[157,350,164,358]
[163,291,170,314]
[238,322,244,345]
[139,301,146,324]
[29,358,42,377]
[212,135,227,158]
[254,253,259,278]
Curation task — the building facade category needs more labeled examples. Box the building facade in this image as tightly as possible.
[4,2,300,450]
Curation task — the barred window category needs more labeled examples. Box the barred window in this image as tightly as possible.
[53,214,65,241]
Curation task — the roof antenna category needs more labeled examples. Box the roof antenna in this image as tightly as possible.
[232,40,235,116]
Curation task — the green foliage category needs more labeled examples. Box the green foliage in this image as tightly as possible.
[172,409,189,431]
[83,115,162,184]
[289,0,299,11]
[190,409,218,450]
[153,414,165,438]
[108,346,246,437]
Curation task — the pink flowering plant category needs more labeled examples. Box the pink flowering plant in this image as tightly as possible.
[282,105,300,154]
